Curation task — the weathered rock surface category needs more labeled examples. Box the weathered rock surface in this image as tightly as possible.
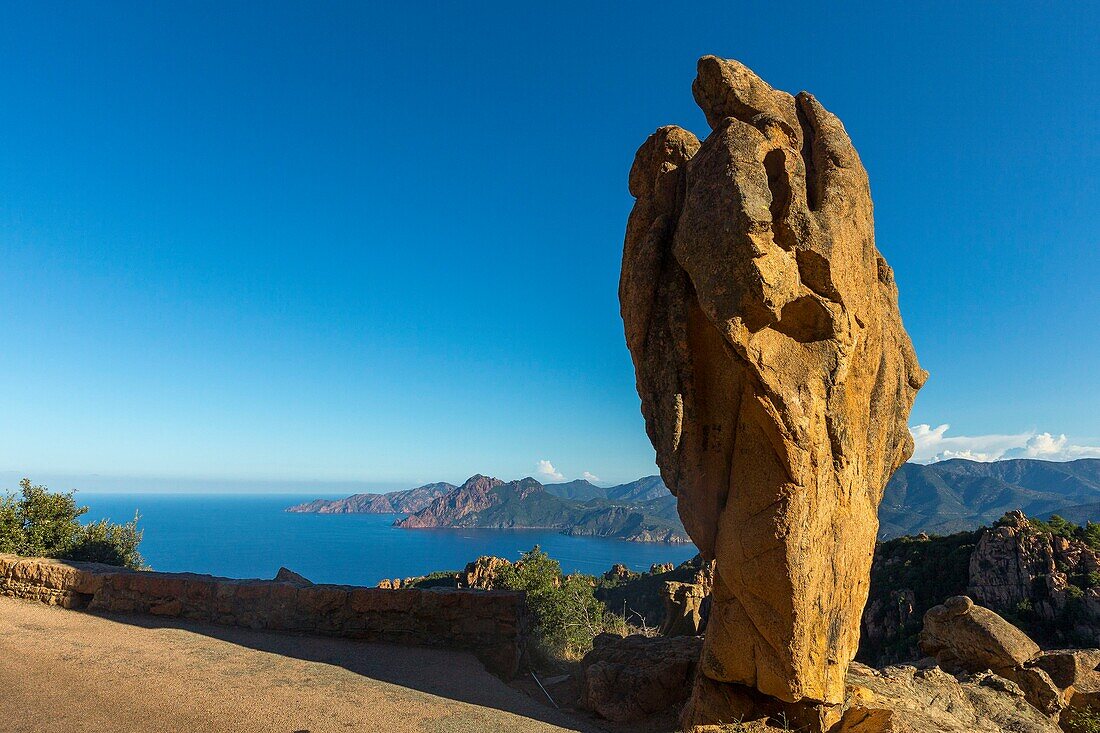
[576,634,1058,732]
[969,511,1100,645]
[578,633,703,721]
[620,55,926,718]
[836,663,1060,733]
[659,580,708,637]
[1032,649,1100,722]
[459,556,512,590]
[920,595,1040,674]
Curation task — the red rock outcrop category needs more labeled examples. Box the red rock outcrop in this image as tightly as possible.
[968,511,1100,642]
[619,56,926,726]
[395,475,544,529]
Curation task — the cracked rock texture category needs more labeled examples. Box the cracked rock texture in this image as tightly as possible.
[620,56,926,721]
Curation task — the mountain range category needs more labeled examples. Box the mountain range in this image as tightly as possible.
[286,458,1100,542]
[878,458,1100,537]
[288,475,688,543]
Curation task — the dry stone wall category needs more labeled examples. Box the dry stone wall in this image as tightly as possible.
[0,553,528,676]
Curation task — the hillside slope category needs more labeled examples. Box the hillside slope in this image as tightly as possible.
[879,458,1100,538]
[286,482,455,514]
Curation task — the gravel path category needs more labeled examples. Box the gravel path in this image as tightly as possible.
[0,595,595,733]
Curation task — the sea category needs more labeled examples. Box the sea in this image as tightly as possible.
[80,493,699,586]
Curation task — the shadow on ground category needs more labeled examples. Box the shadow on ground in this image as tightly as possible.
[89,608,598,732]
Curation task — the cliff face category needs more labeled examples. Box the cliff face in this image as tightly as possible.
[860,513,1100,665]
[394,475,510,528]
[968,511,1100,641]
[286,482,455,514]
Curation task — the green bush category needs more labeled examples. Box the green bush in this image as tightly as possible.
[1024,514,1100,553]
[0,478,143,569]
[1064,706,1100,733]
[495,546,626,662]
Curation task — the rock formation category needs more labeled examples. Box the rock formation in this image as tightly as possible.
[969,511,1100,643]
[459,556,512,590]
[918,595,1100,724]
[659,580,709,636]
[579,633,704,722]
[273,567,313,586]
[919,595,1041,675]
[574,633,1060,732]
[620,56,926,724]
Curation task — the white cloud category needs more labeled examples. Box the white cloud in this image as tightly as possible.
[581,471,601,483]
[535,459,565,481]
[909,424,1100,464]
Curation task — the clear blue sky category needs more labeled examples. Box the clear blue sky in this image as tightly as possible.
[1,2,1097,491]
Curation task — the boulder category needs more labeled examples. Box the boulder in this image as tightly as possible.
[1007,665,1065,716]
[659,580,707,636]
[459,556,511,590]
[834,663,1060,733]
[1032,649,1100,690]
[919,595,1040,675]
[578,633,703,721]
[576,634,1058,732]
[619,55,926,722]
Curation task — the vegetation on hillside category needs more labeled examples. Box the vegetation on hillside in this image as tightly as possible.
[0,478,144,569]
[862,513,1100,663]
[859,528,981,664]
[996,514,1100,647]
[1016,513,1100,551]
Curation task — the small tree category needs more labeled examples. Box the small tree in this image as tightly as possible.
[0,478,144,569]
[496,546,624,661]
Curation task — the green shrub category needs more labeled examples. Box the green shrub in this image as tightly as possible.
[1064,706,1100,733]
[495,546,626,662]
[0,478,143,569]
[1025,515,1100,553]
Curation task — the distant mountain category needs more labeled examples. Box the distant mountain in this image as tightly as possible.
[542,479,606,501]
[878,458,1100,538]
[286,482,455,514]
[543,475,670,502]
[393,474,689,543]
[286,459,1100,543]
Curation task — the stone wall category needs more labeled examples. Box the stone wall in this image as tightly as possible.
[0,553,528,676]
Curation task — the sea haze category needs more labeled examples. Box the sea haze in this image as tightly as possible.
[80,493,699,586]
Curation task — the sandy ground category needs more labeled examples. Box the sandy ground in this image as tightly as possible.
[0,595,597,733]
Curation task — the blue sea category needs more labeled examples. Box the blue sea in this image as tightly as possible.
[80,493,699,586]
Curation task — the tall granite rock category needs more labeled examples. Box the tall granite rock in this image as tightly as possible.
[620,57,926,725]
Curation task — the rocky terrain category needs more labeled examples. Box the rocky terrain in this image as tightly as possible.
[862,511,1100,666]
[573,596,1100,732]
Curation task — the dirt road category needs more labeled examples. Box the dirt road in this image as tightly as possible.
[0,595,594,733]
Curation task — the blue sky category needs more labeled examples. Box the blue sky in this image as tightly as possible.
[1,2,1097,492]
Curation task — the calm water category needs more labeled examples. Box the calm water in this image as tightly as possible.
[80,493,698,586]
